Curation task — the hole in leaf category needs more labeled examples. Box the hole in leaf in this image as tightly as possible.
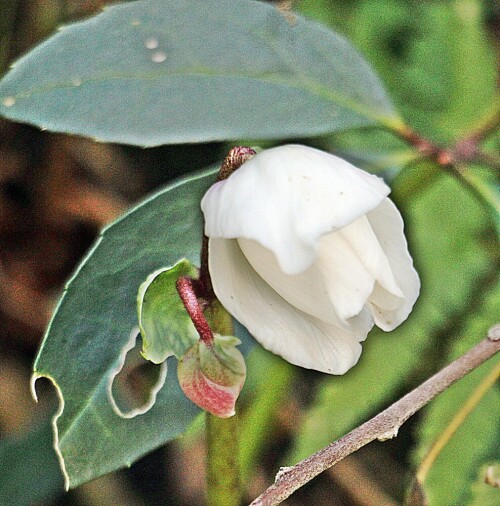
[108,328,167,418]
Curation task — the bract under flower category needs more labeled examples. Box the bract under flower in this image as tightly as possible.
[177,334,246,418]
[201,145,420,374]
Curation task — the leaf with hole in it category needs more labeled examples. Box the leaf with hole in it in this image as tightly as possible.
[411,288,500,506]
[31,166,255,489]
[290,171,498,465]
[0,0,399,146]
[138,260,199,364]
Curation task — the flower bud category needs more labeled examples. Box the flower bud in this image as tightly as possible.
[177,334,246,418]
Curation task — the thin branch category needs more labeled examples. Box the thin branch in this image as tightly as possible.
[393,120,499,215]
[457,97,500,146]
[452,165,500,217]
[440,164,499,218]
[395,99,500,167]
[250,333,500,506]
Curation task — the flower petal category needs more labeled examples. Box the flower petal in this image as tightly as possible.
[339,215,403,300]
[209,237,368,374]
[365,199,420,330]
[201,145,390,275]
[237,234,376,328]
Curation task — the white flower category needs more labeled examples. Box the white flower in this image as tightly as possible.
[201,145,420,374]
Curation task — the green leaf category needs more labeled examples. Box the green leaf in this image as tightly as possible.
[138,259,199,363]
[437,0,497,136]
[0,0,399,146]
[325,127,416,180]
[290,172,498,463]
[32,166,256,489]
[412,287,500,506]
[0,419,64,506]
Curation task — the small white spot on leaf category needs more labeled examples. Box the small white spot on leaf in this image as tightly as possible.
[2,96,15,107]
[151,51,167,63]
[144,37,159,49]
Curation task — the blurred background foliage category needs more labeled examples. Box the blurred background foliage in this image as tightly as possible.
[0,1,498,505]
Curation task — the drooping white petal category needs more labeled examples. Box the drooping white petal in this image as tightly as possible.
[201,145,390,275]
[336,213,405,316]
[365,199,420,330]
[208,237,367,374]
[339,215,403,300]
[238,233,377,328]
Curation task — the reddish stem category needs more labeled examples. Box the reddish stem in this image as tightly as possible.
[176,276,214,345]
[217,146,257,181]
[197,146,257,301]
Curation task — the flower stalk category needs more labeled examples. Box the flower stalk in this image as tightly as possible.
[176,147,256,505]
[197,146,256,300]
[206,411,242,506]
[176,276,214,345]
[176,286,244,506]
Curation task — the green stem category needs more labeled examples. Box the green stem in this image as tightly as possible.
[205,301,243,506]
[240,353,295,482]
[206,412,242,506]
[195,147,255,505]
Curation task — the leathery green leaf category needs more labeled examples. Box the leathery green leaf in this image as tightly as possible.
[469,463,500,505]
[31,167,255,489]
[0,419,64,506]
[0,0,400,146]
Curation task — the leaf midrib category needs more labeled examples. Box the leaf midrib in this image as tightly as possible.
[4,68,397,127]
